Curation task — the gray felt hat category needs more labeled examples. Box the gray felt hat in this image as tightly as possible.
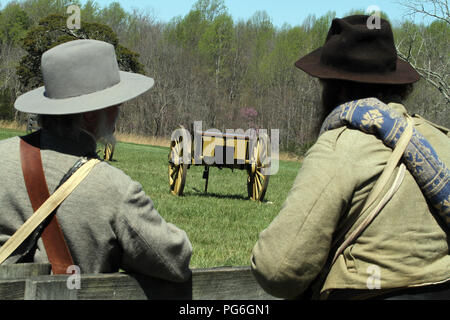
[15,39,155,115]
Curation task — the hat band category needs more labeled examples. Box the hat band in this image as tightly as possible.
[43,76,121,100]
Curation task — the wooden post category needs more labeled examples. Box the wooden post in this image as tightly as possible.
[23,266,278,300]
[190,266,274,300]
[0,263,51,300]
[25,273,147,300]
[0,263,51,280]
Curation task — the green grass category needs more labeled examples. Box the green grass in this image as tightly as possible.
[0,128,301,268]
[0,127,27,141]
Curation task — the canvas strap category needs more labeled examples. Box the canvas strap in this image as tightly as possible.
[0,132,99,273]
[330,115,414,266]
[310,116,414,300]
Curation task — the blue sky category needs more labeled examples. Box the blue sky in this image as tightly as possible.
[81,0,428,27]
[0,0,432,26]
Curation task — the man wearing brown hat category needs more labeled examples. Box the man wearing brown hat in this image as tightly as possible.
[0,39,192,282]
[251,15,449,300]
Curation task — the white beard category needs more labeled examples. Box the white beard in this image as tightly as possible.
[99,114,116,143]
[87,109,117,145]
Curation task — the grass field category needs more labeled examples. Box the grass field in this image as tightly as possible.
[0,127,302,269]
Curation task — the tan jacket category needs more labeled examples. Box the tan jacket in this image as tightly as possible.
[251,103,450,299]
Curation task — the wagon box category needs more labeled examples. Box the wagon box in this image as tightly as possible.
[199,131,250,166]
[169,125,271,201]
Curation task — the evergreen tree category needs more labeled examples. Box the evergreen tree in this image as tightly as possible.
[0,86,14,121]
[16,13,145,93]
[0,2,33,45]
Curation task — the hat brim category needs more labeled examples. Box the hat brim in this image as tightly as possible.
[295,47,421,85]
[15,71,155,115]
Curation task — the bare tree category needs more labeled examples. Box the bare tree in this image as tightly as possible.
[399,0,450,24]
[396,0,450,104]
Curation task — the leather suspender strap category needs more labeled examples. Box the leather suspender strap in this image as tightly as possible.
[20,132,74,274]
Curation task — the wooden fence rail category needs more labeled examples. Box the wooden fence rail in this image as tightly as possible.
[0,263,277,300]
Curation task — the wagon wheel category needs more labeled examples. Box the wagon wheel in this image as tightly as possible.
[168,135,188,196]
[247,133,270,201]
[104,142,115,161]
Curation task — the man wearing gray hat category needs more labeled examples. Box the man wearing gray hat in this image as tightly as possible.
[0,39,192,282]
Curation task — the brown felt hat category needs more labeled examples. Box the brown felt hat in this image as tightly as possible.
[295,15,420,84]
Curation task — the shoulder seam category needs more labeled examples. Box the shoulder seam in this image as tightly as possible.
[413,114,450,134]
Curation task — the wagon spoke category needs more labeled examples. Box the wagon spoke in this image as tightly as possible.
[256,172,263,191]
[256,169,264,179]
[253,175,259,200]
[168,127,189,196]
[174,142,181,156]
[170,166,179,180]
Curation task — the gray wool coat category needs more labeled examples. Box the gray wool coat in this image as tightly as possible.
[0,130,192,282]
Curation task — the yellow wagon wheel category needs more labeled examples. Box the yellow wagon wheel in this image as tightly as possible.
[104,142,115,161]
[168,136,188,196]
[247,133,270,201]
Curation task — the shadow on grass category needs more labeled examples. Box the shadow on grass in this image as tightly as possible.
[184,189,249,201]
[184,189,270,203]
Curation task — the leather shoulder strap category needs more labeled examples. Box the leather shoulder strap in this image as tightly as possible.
[20,131,74,274]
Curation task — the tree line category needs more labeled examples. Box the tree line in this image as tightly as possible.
[0,0,448,154]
